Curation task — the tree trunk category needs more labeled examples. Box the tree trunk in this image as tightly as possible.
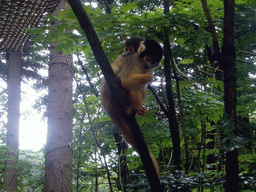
[44,1,73,191]
[3,51,22,191]
[163,40,181,170]
[222,0,239,191]
[201,0,238,190]
[163,0,181,171]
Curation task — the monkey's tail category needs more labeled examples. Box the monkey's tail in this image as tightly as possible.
[109,113,159,175]
[149,151,159,174]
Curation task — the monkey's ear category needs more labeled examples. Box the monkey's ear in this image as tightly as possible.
[137,42,146,53]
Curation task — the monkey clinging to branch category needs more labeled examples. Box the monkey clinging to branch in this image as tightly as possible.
[100,37,163,174]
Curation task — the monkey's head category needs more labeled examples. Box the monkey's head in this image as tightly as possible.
[140,40,163,69]
[123,36,143,56]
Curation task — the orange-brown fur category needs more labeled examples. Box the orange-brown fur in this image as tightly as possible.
[100,38,163,174]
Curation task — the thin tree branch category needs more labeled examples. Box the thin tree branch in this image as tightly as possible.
[4,174,16,191]
[76,54,99,97]
[102,0,111,14]
[201,0,220,54]
[99,0,124,41]
[0,160,7,174]
[203,65,223,72]
[0,89,7,96]
[197,69,214,77]
[236,58,253,64]
[148,84,169,117]
[167,43,189,173]
[239,50,256,56]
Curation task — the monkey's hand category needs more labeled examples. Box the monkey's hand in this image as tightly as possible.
[128,73,153,83]
[137,42,146,54]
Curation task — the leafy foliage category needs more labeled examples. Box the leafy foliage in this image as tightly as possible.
[2,0,255,191]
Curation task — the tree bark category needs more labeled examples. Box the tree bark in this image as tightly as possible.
[3,51,22,191]
[222,0,239,191]
[44,1,73,191]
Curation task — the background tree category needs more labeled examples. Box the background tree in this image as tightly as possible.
[44,0,73,191]
[222,0,239,191]
[3,51,22,191]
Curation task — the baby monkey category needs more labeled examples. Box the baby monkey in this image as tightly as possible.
[122,36,143,56]
[110,36,144,75]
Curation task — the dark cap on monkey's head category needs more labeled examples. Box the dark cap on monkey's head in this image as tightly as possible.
[140,40,163,63]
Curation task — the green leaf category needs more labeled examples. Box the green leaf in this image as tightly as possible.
[51,29,59,39]
[179,58,193,64]
[176,38,185,46]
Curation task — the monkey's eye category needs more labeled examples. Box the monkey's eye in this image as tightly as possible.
[125,48,129,51]
[129,48,134,52]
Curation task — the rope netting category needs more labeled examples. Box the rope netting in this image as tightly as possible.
[0,0,60,53]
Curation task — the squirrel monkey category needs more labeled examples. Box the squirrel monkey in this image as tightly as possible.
[123,36,143,56]
[100,38,163,174]
[120,39,163,116]
[111,36,144,74]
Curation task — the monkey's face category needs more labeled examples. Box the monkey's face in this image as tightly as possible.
[142,55,159,69]
[123,46,136,56]
[123,37,143,56]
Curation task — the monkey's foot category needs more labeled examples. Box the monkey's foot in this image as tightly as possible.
[126,106,133,115]
[126,105,147,116]
[136,106,147,116]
